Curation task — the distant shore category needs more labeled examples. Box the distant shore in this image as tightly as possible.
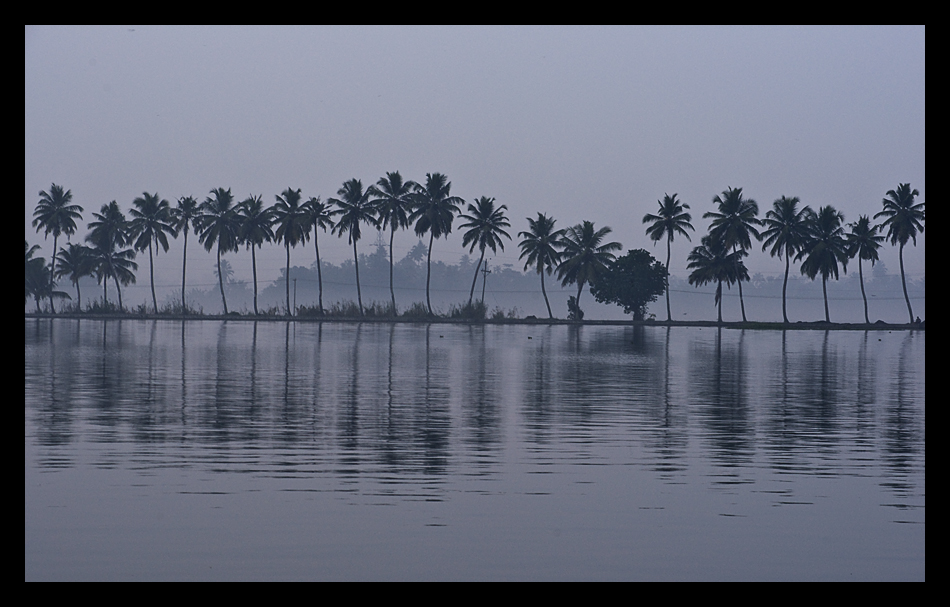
[25,313,923,331]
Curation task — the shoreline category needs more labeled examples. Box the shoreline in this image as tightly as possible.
[24,313,924,331]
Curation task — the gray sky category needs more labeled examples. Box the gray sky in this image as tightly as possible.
[26,25,925,295]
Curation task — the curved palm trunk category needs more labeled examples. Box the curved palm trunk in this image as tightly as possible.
[858,258,869,324]
[285,243,292,316]
[181,229,189,313]
[388,228,396,315]
[899,243,914,323]
[541,269,553,319]
[217,246,228,315]
[665,235,672,321]
[822,276,830,322]
[716,280,723,324]
[74,279,82,310]
[781,253,790,324]
[353,239,364,316]
[149,240,158,313]
[734,247,747,322]
[114,274,123,311]
[426,232,435,316]
[468,249,485,307]
[315,232,324,314]
[251,244,259,315]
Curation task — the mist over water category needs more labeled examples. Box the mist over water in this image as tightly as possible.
[25,319,924,580]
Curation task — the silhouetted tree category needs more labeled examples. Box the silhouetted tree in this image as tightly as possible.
[130,192,175,313]
[32,183,83,314]
[330,179,379,316]
[55,242,95,310]
[760,195,812,323]
[170,195,199,313]
[687,234,746,323]
[798,205,848,323]
[460,196,511,306]
[591,249,668,321]
[556,221,621,318]
[643,193,693,320]
[197,187,241,314]
[238,194,275,315]
[705,187,761,321]
[303,196,334,314]
[845,215,884,324]
[86,201,136,310]
[410,173,463,315]
[271,187,308,316]
[368,171,417,314]
[874,183,925,323]
[518,213,563,319]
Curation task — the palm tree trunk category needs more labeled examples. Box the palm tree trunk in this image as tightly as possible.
[49,234,59,314]
[114,274,123,311]
[149,240,157,313]
[181,229,188,313]
[75,280,81,310]
[315,232,324,314]
[899,243,914,323]
[541,269,553,319]
[665,235,672,321]
[426,232,434,316]
[734,248,747,322]
[217,246,228,315]
[822,276,830,322]
[468,250,485,307]
[353,239,363,316]
[285,243,291,316]
[717,280,723,324]
[388,227,395,315]
[782,254,790,324]
[858,258,869,324]
[252,244,259,315]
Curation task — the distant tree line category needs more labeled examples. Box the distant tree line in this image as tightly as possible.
[28,176,923,323]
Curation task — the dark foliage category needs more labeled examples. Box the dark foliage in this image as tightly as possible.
[591,249,668,320]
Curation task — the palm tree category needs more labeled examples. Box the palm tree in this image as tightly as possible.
[26,241,47,309]
[330,179,380,316]
[459,196,511,306]
[86,201,136,311]
[518,213,564,319]
[170,195,199,313]
[874,183,925,323]
[55,243,95,310]
[642,193,694,321]
[197,187,241,315]
[272,187,309,316]
[409,173,464,315]
[303,196,334,315]
[556,221,622,317]
[238,194,275,315]
[32,183,83,313]
[687,234,747,324]
[760,195,812,323]
[130,192,176,313]
[704,187,761,322]
[368,171,417,314]
[798,205,849,323]
[845,215,884,324]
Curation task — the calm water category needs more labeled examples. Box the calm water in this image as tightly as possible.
[25,319,925,581]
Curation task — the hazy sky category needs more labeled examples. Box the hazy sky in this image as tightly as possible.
[26,25,925,294]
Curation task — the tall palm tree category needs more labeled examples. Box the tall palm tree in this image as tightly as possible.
[32,183,83,314]
[26,241,48,309]
[409,173,464,315]
[687,234,747,324]
[303,196,334,315]
[55,243,95,310]
[845,215,884,324]
[170,195,199,313]
[86,201,136,310]
[238,194,275,315]
[460,196,511,306]
[518,213,564,319]
[874,183,925,323]
[329,179,380,316]
[642,193,694,321]
[760,195,812,323]
[272,187,309,316]
[556,221,622,317]
[130,192,176,313]
[368,171,417,314]
[798,205,849,323]
[704,187,761,322]
[197,187,241,315]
